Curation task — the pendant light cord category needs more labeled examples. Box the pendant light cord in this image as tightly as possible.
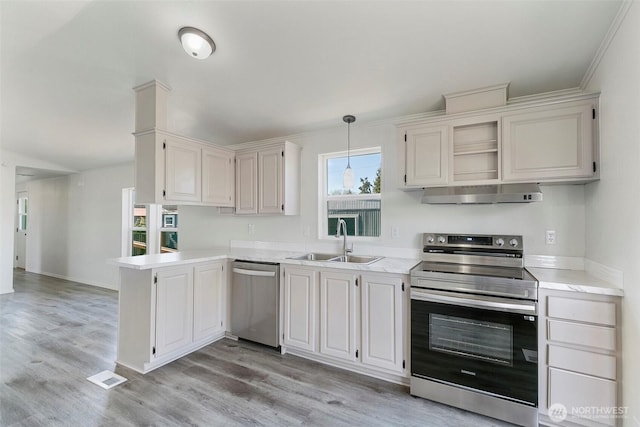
[347,121,351,167]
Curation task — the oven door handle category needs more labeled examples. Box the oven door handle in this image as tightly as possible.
[411,288,537,315]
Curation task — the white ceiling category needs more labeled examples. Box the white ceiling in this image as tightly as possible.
[1,0,623,172]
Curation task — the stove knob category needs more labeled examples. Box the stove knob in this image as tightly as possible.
[509,238,519,247]
[427,235,435,244]
[437,236,446,244]
[496,238,505,247]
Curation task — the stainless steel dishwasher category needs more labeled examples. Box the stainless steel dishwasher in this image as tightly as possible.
[231,261,280,348]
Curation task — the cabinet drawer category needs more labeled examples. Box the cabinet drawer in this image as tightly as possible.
[548,319,616,351]
[548,345,616,380]
[548,368,617,427]
[547,296,616,326]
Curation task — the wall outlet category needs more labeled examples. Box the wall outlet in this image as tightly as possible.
[545,230,557,245]
[248,224,255,235]
[391,226,399,239]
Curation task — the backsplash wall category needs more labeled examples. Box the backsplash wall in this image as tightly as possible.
[179,122,586,257]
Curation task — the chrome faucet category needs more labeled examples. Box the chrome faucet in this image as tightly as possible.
[335,219,353,259]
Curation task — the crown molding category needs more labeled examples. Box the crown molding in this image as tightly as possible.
[132,79,171,93]
[580,1,634,90]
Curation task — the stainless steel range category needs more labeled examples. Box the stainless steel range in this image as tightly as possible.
[410,233,538,427]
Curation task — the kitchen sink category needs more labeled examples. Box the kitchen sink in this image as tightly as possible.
[329,255,384,264]
[287,253,384,264]
[287,253,340,261]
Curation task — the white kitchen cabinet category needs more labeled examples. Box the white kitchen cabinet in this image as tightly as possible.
[258,147,283,214]
[450,115,500,184]
[360,273,404,373]
[395,92,599,189]
[155,267,194,357]
[502,100,597,183]
[164,137,202,203]
[319,270,358,362]
[116,261,227,373]
[281,266,408,383]
[398,123,449,188]
[538,289,622,427]
[134,129,235,206]
[202,147,235,207]
[235,151,258,214]
[193,262,225,342]
[235,141,301,215]
[282,266,318,352]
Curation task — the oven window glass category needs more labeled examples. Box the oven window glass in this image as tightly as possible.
[429,314,513,366]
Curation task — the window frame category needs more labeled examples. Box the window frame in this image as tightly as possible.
[318,147,382,241]
[122,188,177,256]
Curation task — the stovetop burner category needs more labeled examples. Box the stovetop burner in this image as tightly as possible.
[411,233,538,300]
[417,261,533,280]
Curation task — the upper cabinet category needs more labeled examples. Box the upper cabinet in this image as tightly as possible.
[235,141,301,215]
[134,130,236,206]
[396,87,599,189]
[202,146,235,206]
[399,124,448,187]
[164,136,202,203]
[502,100,596,183]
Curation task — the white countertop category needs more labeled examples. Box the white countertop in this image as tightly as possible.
[109,248,421,275]
[527,267,623,297]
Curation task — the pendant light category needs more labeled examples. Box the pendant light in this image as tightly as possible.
[342,114,356,190]
[178,27,216,59]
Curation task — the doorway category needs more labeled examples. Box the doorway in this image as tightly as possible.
[14,191,28,269]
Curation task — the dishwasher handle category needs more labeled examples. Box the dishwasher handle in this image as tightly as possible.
[233,268,276,278]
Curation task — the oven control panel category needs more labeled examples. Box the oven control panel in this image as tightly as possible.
[423,233,522,249]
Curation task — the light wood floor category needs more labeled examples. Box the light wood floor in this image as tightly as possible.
[1,270,513,426]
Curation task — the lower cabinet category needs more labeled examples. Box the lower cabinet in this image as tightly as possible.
[539,289,621,427]
[193,262,225,341]
[155,267,194,357]
[360,273,404,373]
[282,266,317,352]
[117,260,226,373]
[319,270,358,362]
[282,266,407,381]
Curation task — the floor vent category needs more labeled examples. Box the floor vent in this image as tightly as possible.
[87,370,127,390]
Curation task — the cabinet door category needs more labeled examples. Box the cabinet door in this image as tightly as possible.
[193,262,225,342]
[258,147,283,214]
[360,274,404,373]
[502,102,595,182]
[319,270,358,361]
[202,147,234,206]
[164,138,202,202]
[283,267,317,352]
[235,151,258,214]
[403,124,449,186]
[155,267,193,357]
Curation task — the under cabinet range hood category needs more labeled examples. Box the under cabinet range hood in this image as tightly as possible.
[421,183,543,204]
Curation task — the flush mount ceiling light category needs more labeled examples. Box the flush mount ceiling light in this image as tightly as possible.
[178,27,216,59]
[342,114,356,189]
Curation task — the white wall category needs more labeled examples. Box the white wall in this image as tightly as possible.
[179,122,586,258]
[583,2,640,424]
[0,150,76,294]
[23,163,133,290]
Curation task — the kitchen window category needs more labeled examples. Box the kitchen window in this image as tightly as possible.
[319,148,381,239]
[122,188,179,256]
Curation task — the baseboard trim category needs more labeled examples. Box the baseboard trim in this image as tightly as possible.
[283,346,409,386]
[34,271,118,291]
